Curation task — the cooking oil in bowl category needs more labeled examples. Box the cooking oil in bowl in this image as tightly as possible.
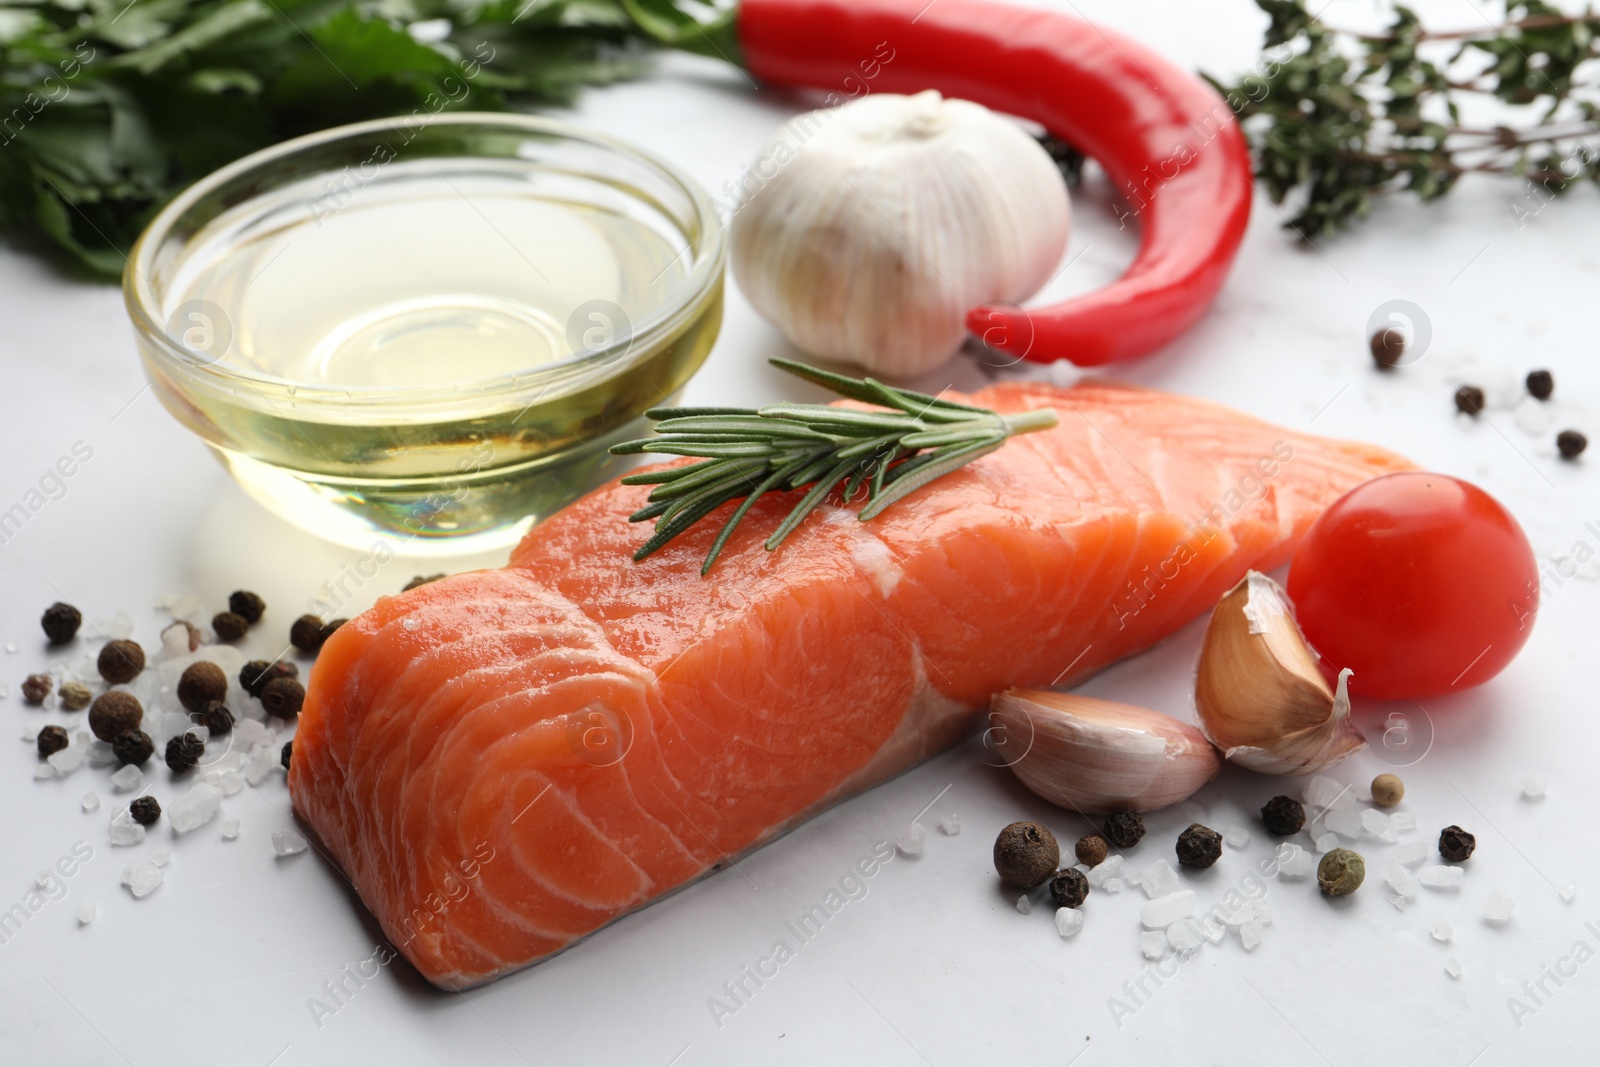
[128,116,724,554]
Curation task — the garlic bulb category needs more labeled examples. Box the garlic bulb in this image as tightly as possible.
[730,90,1071,377]
[989,690,1220,814]
[1194,572,1366,775]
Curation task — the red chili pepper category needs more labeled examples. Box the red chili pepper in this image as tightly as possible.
[734,0,1253,366]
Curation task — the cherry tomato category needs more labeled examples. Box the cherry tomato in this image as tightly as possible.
[1287,472,1538,700]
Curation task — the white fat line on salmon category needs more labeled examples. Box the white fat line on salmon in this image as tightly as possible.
[1112,440,1297,630]
[705,841,896,1030]
[392,841,498,948]
[304,943,399,1030]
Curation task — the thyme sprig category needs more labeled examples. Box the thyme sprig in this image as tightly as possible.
[611,359,1058,574]
[1209,0,1600,238]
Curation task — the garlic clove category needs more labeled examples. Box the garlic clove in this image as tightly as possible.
[730,90,1070,377]
[1194,571,1365,775]
[990,690,1221,814]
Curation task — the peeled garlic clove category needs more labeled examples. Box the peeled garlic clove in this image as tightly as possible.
[1194,571,1365,775]
[730,90,1070,377]
[990,690,1221,814]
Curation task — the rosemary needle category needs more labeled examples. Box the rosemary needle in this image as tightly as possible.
[611,358,1058,574]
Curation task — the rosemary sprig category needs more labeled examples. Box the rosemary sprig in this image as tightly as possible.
[1208,0,1600,239]
[610,359,1058,574]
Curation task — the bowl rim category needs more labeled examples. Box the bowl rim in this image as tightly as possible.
[123,111,726,406]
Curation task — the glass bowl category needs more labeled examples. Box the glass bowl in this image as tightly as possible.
[125,113,725,555]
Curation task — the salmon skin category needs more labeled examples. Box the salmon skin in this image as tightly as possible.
[289,381,1409,988]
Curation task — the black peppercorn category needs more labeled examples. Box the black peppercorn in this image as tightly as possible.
[21,673,52,705]
[1526,369,1554,400]
[1439,825,1476,862]
[1102,809,1145,849]
[290,614,328,652]
[165,730,205,772]
[112,729,154,767]
[320,618,349,644]
[1075,834,1108,867]
[994,821,1060,889]
[1049,867,1090,909]
[97,639,145,685]
[403,574,446,592]
[1261,795,1306,836]
[129,796,161,826]
[1455,385,1485,416]
[281,740,292,771]
[228,590,266,625]
[1176,823,1223,869]
[1370,328,1405,369]
[89,691,143,742]
[194,700,234,737]
[41,601,82,644]
[261,676,305,718]
[211,611,249,643]
[37,724,69,759]
[240,659,298,698]
[177,661,228,714]
[1557,429,1587,460]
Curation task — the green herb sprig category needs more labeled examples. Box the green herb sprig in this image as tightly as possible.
[611,358,1058,574]
[1209,0,1600,239]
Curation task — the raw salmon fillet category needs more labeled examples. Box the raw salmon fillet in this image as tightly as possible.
[289,381,1408,987]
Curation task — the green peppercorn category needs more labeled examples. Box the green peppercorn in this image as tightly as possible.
[58,682,91,711]
[403,574,446,592]
[1261,795,1306,836]
[37,724,69,759]
[228,590,266,624]
[165,730,204,772]
[41,602,82,644]
[1439,825,1476,862]
[290,614,328,652]
[97,639,145,685]
[194,701,234,737]
[1317,848,1365,896]
[89,691,143,742]
[129,796,161,826]
[20,673,51,705]
[1455,385,1485,416]
[1102,809,1145,849]
[1176,823,1223,869]
[1075,834,1108,867]
[281,740,292,771]
[211,611,249,643]
[994,821,1060,889]
[1049,867,1090,908]
[112,729,154,767]
[240,659,297,699]
[261,677,305,718]
[177,661,227,714]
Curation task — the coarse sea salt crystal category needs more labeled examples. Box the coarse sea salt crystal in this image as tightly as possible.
[1140,859,1181,900]
[1482,891,1515,926]
[273,828,308,856]
[244,746,279,786]
[401,617,421,632]
[1086,855,1123,887]
[1560,882,1576,903]
[1139,930,1169,960]
[5,641,18,654]
[120,858,163,898]
[1304,776,1350,810]
[1389,812,1417,834]
[168,783,223,834]
[77,900,96,925]
[109,808,145,846]
[82,792,99,812]
[1431,919,1453,942]
[895,823,926,857]
[1103,878,1124,894]
[1314,832,1340,853]
[938,815,960,836]
[1385,861,1420,900]
[1240,919,1264,952]
[1224,825,1250,848]
[48,746,84,775]
[1522,776,1548,800]
[1016,893,1033,915]
[204,768,244,797]
[1390,895,1409,911]
[20,722,39,742]
[234,719,274,748]
[1444,958,1462,979]
[1276,844,1314,880]
[1055,907,1084,938]
[1361,809,1390,836]
[1199,916,1226,944]
[1391,840,1431,867]
[1167,920,1205,955]
[1140,890,1195,929]
[33,764,54,780]
[1214,897,1253,928]
[1418,865,1464,889]
[1513,396,1554,435]
[110,765,143,792]
[220,819,240,840]
[1325,808,1365,839]
[1121,864,1141,888]
[87,740,116,767]
[148,846,172,867]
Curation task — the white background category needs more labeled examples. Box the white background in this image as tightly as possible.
[3,1,1599,1064]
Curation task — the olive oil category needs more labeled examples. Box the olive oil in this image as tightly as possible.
[149,161,722,552]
